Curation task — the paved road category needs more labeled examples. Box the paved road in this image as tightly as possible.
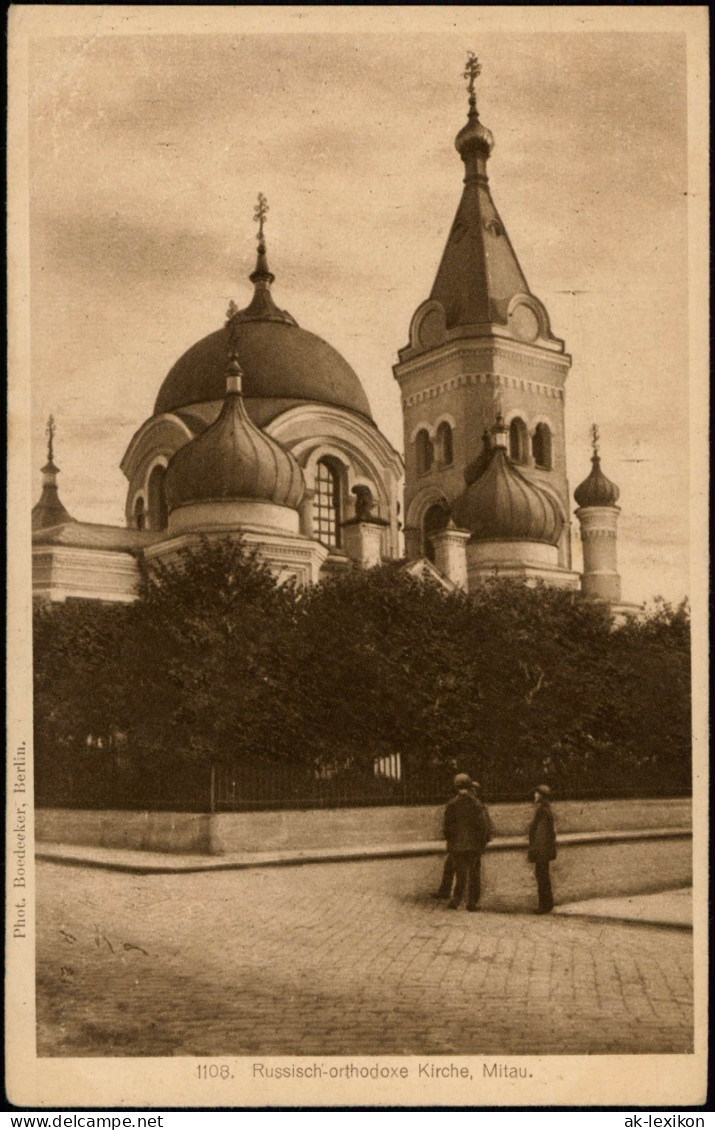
[36,856,693,1057]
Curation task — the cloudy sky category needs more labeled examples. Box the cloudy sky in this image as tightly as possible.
[20,8,705,604]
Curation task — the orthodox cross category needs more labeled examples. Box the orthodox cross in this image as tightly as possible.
[590,423,600,458]
[46,414,56,463]
[463,52,481,96]
[254,193,269,245]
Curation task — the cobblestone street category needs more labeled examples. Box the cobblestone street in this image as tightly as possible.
[36,857,693,1057]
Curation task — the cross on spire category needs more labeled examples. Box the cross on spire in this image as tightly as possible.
[463,51,481,97]
[254,192,269,246]
[590,423,600,458]
[46,414,56,464]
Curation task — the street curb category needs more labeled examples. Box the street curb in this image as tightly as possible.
[35,826,692,875]
[34,843,445,875]
[552,910,692,932]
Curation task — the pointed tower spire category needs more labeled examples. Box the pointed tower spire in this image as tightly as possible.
[32,415,76,530]
[426,54,539,332]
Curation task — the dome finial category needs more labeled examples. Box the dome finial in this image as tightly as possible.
[250,192,274,286]
[46,413,56,466]
[591,422,600,460]
[254,192,269,245]
[463,51,481,113]
[455,51,493,166]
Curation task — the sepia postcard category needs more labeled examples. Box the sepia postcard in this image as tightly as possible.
[6,4,709,1111]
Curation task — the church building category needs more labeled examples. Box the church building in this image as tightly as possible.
[32,57,623,608]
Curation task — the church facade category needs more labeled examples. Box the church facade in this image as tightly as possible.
[32,59,622,608]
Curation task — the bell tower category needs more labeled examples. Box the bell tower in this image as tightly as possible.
[394,55,573,572]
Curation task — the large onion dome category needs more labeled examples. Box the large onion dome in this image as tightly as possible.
[164,356,305,513]
[453,417,563,545]
[153,214,372,421]
[574,453,620,508]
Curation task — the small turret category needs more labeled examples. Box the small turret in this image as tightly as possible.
[32,415,76,530]
[574,426,622,603]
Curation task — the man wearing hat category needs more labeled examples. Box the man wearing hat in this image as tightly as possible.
[442,773,492,911]
[528,785,557,913]
[434,779,492,900]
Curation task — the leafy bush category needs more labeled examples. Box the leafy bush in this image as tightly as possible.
[33,540,691,808]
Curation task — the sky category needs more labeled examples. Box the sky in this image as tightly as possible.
[23,9,702,605]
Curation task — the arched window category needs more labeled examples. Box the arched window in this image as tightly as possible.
[509,418,529,464]
[423,503,449,563]
[532,423,553,470]
[134,497,146,531]
[147,465,168,530]
[313,459,341,548]
[436,422,454,467]
[416,429,434,475]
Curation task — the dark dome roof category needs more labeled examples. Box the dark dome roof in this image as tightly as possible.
[165,369,304,513]
[574,455,620,508]
[453,446,564,545]
[154,320,372,420]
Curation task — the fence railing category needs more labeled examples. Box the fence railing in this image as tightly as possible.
[212,754,445,812]
[34,746,691,813]
[209,756,690,813]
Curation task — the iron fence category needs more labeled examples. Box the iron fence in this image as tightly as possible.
[34,744,691,813]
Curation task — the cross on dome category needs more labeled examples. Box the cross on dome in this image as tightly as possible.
[591,423,601,458]
[46,414,56,464]
[463,52,481,97]
[254,193,269,246]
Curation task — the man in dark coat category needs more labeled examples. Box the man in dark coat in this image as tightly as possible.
[434,779,492,899]
[443,773,491,911]
[528,784,557,913]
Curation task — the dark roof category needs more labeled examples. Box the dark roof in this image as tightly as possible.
[574,456,621,509]
[430,179,531,329]
[174,396,357,435]
[32,482,76,531]
[32,522,161,551]
[154,320,373,421]
[453,447,563,546]
[166,385,304,512]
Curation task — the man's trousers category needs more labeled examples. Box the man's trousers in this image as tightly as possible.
[450,851,482,908]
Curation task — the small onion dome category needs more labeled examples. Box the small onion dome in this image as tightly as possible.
[574,454,620,508]
[453,447,564,545]
[164,357,305,513]
[455,109,494,161]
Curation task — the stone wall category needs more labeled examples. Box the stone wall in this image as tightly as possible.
[477,834,691,912]
[36,797,691,855]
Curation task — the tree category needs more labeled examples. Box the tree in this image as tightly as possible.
[34,543,692,810]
